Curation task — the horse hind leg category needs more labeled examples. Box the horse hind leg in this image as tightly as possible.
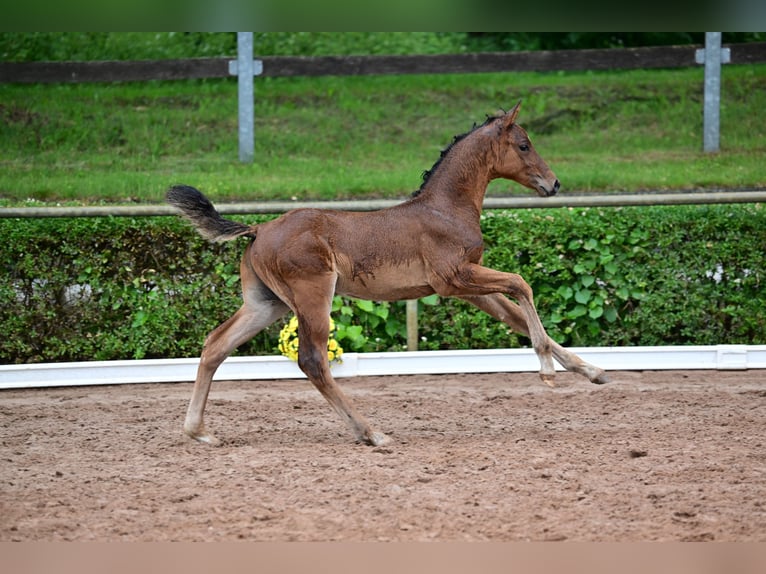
[459,293,611,385]
[184,292,289,445]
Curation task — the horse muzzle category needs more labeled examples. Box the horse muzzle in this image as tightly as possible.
[537,178,560,197]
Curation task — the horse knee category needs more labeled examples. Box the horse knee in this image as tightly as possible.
[509,274,534,301]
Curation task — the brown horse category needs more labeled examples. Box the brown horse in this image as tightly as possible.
[166,101,610,447]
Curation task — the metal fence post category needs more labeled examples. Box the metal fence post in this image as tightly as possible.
[237,33,254,163]
[696,32,731,153]
[228,33,263,163]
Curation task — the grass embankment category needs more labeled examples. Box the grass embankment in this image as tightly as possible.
[1,64,765,206]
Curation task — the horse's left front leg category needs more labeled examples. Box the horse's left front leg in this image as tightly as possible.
[459,293,611,385]
[436,264,556,385]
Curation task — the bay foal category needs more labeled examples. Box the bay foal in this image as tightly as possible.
[167,102,610,446]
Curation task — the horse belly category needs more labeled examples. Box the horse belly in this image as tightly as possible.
[335,262,434,301]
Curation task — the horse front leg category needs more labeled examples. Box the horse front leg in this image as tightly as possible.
[459,293,611,385]
[436,264,557,385]
[296,336,391,446]
[291,284,391,446]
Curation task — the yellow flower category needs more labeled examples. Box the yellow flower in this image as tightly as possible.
[278,315,343,365]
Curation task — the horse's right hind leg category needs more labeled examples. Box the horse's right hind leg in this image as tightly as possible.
[184,297,289,445]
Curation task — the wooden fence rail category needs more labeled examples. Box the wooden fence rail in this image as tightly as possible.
[2,42,766,84]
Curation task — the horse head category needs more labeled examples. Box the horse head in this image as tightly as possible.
[492,101,560,197]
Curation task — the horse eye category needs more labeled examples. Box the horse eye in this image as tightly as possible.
[519,144,529,152]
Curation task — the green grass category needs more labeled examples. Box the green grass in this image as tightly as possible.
[1,64,765,206]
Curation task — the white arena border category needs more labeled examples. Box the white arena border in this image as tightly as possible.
[1,345,765,390]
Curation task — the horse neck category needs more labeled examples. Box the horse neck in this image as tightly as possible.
[416,134,495,216]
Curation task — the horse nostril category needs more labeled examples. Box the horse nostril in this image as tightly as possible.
[553,179,560,193]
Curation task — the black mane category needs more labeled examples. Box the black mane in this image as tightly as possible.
[411,113,503,198]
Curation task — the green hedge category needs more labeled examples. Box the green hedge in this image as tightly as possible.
[1,204,764,364]
[422,203,765,350]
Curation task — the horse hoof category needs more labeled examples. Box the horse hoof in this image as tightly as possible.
[591,371,612,385]
[540,373,556,388]
[196,434,221,446]
[186,430,221,446]
[367,431,392,447]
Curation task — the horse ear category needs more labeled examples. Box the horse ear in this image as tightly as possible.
[503,101,522,129]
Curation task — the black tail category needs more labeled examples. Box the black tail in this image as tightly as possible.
[166,185,256,242]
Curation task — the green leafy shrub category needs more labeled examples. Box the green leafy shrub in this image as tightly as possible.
[0,215,276,363]
[1,203,764,364]
[331,297,406,352]
[477,204,765,347]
